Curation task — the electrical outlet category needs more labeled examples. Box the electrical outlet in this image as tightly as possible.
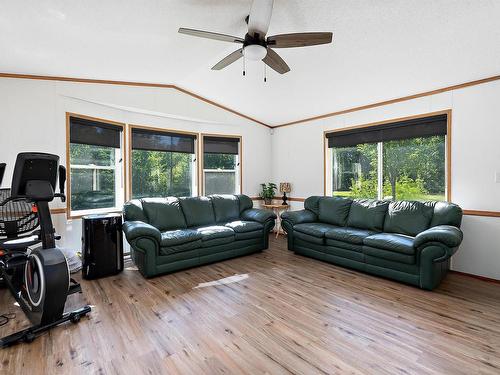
[495,172,500,183]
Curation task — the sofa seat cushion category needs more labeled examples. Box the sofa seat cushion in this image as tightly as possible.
[160,240,201,256]
[194,225,235,247]
[363,233,415,255]
[363,246,415,265]
[234,230,263,241]
[160,229,202,247]
[325,227,376,245]
[325,239,363,252]
[225,220,263,233]
[294,223,338,238]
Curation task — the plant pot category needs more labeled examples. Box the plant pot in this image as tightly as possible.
[264,198,272,205]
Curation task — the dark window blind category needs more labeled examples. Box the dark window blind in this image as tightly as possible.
[203,136,240,155]
[132,128,196,154]
[70,117,122,148]
[326,114,448,148]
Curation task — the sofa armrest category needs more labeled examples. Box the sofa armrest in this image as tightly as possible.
[123,221,161,243]
[241,208,276,223]
[414,225,463,249]
[281,209,317,225]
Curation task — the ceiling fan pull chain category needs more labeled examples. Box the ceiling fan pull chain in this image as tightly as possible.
[243,55,246,76]
[264,64,267,83]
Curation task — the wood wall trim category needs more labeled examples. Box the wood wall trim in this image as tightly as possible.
[200,133,243,196]
[462,210,500,218]
[251,196,305,202]
[250,196,500,218]
[274,74,500,128]
[128,124,201,198]
[0,72,271,129]
[50,208,67,215]
[65,112,127,219]
[323,110,452,201]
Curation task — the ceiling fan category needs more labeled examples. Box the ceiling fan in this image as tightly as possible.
[178,0,333,75]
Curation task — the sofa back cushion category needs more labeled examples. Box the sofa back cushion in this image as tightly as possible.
[236,194,253,213]
[318,197,353,226]
[179,196,216,227]
[141,197,187,231]
[425,201,463,228]
[347,199,389,231]
[123,199,148,222]
[210,195,240,223]
[384,201,433,236]
[304,196,322,216]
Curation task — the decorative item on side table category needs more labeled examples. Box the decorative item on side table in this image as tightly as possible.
[279,182,291,205]
[260,182,277,205]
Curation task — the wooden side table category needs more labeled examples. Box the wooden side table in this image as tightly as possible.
[262,204,290,238]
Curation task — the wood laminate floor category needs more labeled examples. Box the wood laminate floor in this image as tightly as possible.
[1,236,499,374]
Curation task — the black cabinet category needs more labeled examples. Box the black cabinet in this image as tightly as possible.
[82,213,123,279]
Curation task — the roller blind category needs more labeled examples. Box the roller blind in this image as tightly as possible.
[70,117,122,148]
[203,136,240,155]
[132,128,196,154]
[326,114,448,148]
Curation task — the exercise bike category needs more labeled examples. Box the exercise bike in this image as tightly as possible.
[0,153,91,348]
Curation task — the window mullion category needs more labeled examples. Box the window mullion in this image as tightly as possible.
[377,142,383,200]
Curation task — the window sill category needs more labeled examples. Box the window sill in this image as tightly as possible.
[68,207,122,220]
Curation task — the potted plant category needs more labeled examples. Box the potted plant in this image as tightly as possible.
[260,183,277,205]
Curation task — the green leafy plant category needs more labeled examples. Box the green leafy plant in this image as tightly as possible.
[260,183,277,203]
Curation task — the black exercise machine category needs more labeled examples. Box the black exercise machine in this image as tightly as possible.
[0,153,91,348]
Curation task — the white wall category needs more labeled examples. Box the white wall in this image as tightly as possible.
[0,77,272,250]
[272,80,500,280]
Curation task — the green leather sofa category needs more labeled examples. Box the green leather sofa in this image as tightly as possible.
[281,196,463,290]
[123,195,276,278]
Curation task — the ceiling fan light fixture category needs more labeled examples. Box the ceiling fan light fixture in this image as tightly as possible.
[243,44,267,61]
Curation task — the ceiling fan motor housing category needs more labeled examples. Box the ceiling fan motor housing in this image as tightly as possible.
[243,33,267,60]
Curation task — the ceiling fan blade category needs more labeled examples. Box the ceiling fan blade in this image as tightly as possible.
[267,32,333,48]
[248,0,274,38]
[263,48,290,74]
[211,49,243,70]
[178,28,244,43]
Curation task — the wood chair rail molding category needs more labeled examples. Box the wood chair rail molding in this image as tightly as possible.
[2,72,500,129]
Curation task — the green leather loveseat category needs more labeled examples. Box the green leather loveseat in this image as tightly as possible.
[281,196,463,290]
[123,195,276,278]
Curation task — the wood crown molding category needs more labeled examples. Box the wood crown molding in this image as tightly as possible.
[0,72,271,129]
[2,72,500,129]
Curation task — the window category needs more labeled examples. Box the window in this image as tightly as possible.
[68,116,124,215]
[131,127,197,198]
[202,136,241,195]
[326,113,448,201]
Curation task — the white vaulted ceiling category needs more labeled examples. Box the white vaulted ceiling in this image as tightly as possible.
[1,0,500,125]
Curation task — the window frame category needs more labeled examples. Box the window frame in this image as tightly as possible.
[127,124,200,200]
[200,133,242,196]
[65,112,126,219]
[324,110,452,201]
